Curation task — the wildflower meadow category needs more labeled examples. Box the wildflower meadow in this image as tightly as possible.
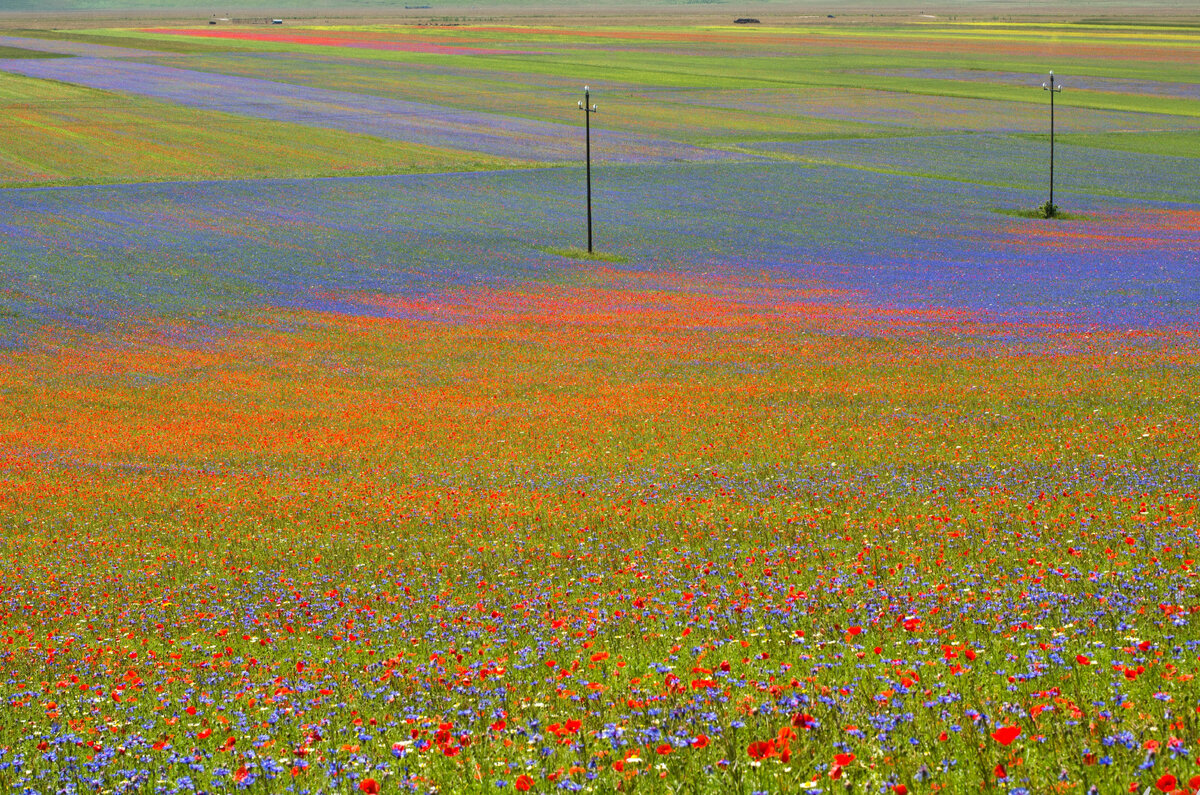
[1,11,1199,795]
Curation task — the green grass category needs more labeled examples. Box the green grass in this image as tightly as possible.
[0,72,536,187]
[539,246,630,263]
[990,206,1089,220]
[0,46,68,59]
[1049,129,1200,157]
[6,28,268,55]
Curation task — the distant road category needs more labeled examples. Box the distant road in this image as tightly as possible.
[2,0,1198,25]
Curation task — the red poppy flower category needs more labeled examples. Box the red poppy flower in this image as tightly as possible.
[991,725,1021,746]
[656,743,672,755]
[834,752,856,767]
[515,774,535,792]
[1076,654,1090,665]
[1155,774,1177,793]
[747,740,775,760]
[893,786,908,795]
[691,734,710,749]
[994,763,1007,779]
[359,779,380,795]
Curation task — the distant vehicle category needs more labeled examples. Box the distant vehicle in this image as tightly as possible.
[272,19,284,24]
[734,18,760,24]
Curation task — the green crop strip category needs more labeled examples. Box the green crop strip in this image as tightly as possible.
[0,46,68,59]
[1044,128,1200,155]
[0,72,538,187]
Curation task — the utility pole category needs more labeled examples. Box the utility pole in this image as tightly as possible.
[1042,70,1062,215]
[578,85,598,252]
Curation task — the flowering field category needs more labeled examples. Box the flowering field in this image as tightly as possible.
[2,14,1200,795]
[0,57,729,166]
[0,67,529,188]
[744,134,1200,202]
[5,18,1200,184]
[2,159,1199,794]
